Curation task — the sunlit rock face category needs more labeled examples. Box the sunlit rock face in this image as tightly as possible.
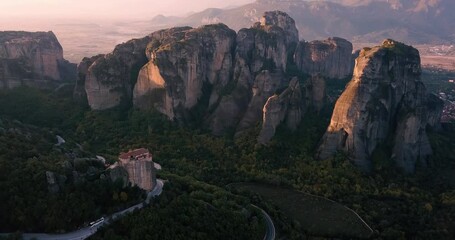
[317,39,443,173]
[0,31,76,89]
[85,36,151,110]
[74,54,104,103]
[133,25,236,121]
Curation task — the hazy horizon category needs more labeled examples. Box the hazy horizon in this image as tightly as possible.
[0,0,255,22]
[0,0,256,62]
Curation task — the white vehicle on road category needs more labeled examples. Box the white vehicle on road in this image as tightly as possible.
[1,179,165,240]
[89,217,104,228]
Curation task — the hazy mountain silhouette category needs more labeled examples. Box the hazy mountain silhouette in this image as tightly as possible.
[147,0,454,44]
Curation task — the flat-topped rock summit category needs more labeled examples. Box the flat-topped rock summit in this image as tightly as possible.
[0,31,76,89]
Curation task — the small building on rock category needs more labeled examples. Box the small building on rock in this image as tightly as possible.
[118,148,156,191]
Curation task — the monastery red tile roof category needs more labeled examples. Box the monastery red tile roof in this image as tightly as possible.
[119,148,149,159]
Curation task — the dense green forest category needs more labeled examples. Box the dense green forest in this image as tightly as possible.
[91,174,269,240]
[0,115,143,233]
[0,86,454,239]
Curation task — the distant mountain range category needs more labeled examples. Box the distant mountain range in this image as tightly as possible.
[145,0,454,44]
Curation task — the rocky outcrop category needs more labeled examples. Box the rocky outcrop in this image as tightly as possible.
[46,171,60,193]
[317,39,443,173]
[85,37,151,110]
[74,54,104,103]
[80,11,353,142]
[236,10,298,74]
[259,10,299,48]
[304,74,326,112]
[426,94,444,129]
[0,31,76,89]
[258,77,303,144]
[209,11,299,134]
[118,149,156,191]
[236,70,287,132]
[132,27,191,115]
[295,37,353,79]
[122,160,156,191]
[45,171,66,193]
[133,25,236,121]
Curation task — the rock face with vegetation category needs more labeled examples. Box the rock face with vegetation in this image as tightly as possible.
[80,11,351,142]
[317,39,443,173]
[295,37,354,79]
[0,31,76,89]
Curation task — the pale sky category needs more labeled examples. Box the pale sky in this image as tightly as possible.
[0,0,255,20]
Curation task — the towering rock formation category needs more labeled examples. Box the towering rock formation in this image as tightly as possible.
[294,37,354,79]
[85,36,151,110]
[209,11,299,134]
[80,11,352,142]
[317,39,443,173]
[133,25,236,121]
[0,31,76,89]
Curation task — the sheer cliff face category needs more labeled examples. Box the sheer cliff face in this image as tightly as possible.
[0,31,76,89]
[258,77,303,144]
[121,160,156,191]
[317,39,443,173]
[304,74,326,112]
[209,11,299,135]
[133,25,236,121]
[295,37,354,79]
[74,54,104,103]
[85,37,151,110]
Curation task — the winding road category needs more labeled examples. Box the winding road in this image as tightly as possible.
[2,179,164,240]
[251,204,276,240]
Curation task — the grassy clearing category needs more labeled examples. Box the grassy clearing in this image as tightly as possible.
[234,183,374,239]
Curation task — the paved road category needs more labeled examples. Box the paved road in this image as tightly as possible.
[3,179,164,240]
[251,205,276,240]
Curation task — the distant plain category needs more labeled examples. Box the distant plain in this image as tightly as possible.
[2,18,454,72]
